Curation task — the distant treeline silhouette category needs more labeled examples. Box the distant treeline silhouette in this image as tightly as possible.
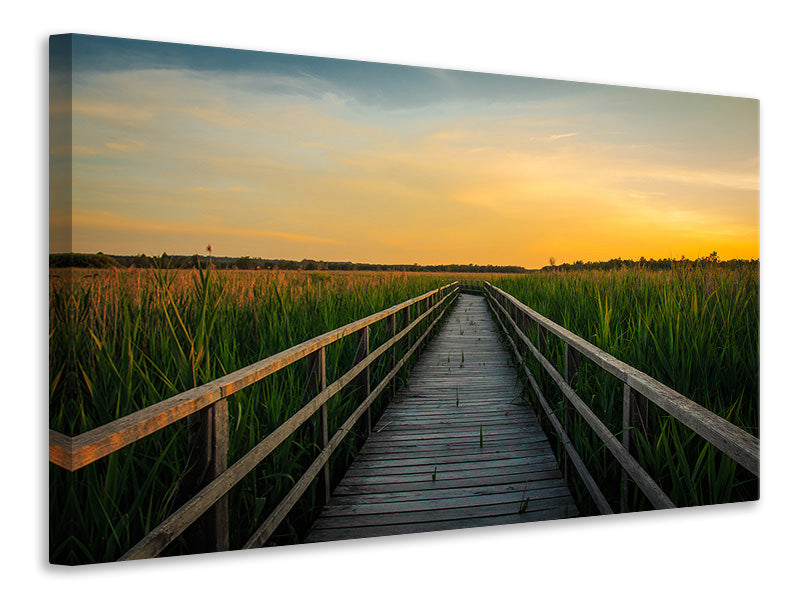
[48,253,528,273]
[49,251,758,273]
[542,252,759,272]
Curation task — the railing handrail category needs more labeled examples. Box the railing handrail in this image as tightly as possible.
[52,277,758,560]
[120,285,459,559]
[483,281,759,479]
[49,282,459,471]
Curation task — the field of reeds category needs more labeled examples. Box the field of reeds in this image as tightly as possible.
[49,266,455,564]
[49,262,758,564]
[492,264,759,514]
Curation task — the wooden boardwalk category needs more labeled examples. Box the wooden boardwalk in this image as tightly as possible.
[49,281,758,561]
[305,293,578,543]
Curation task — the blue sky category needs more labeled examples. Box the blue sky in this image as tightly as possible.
[50,34,759,267]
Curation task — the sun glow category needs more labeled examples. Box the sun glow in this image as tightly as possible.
[52,36,759,268]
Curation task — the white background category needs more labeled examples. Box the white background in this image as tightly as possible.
[3,1,797,597]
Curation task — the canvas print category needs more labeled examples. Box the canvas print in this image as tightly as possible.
[49,34,759,565]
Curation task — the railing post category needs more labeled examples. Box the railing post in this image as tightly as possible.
[213,399,229,551]
[622,383,632,506]
[416,299,423,355]
[405,304,412,353]
[622,382,649,509]
[424,295,430,326]
[307,347,329,503]
[357,326,371,436]
[399,305,410,383]
[630,385,649,444]
[184,398,229,553]
[537,324,547,356]
[564,342,579,387]
[521,310,533,344]
[390,312,397,398]
[563,342,579,484]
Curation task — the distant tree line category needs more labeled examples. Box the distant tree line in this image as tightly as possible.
[49,251,758,273]
[541,252,759,272]
[48,252,529,273]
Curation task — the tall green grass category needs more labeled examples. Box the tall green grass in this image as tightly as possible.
[49,266,452,564]
[493,264,759,514]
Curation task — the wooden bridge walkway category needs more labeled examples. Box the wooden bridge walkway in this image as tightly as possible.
[305,294,578,542]
[50,281,758,562]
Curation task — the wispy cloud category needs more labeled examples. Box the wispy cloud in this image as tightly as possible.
[73,99,155,123]
[71,145,102,156]
[548,132,579,141]
[182,105,250,129]
[103,138,147,153]
[529,132,579,142]
[62,40,759,267]
[628,191,668,199]
[71,209,344,246]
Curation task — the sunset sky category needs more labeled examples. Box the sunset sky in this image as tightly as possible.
[50,35,759,269]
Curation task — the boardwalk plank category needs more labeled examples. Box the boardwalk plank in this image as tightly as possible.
[338,461,560,485]
[345,455,558,477]
[305,293,577,544]
[351,445,553,467]
[304,507,579,542]
[326,480,569,505]
[357,434,548,451]
[313,496,575,528]
[333,469,569,495]
[356,443,550,460]
[318,487,573,517]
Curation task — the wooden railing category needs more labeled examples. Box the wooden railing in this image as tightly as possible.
[483,282,759,514]
[49,281,459,560]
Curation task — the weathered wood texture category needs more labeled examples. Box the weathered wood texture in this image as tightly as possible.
[486,296,613,515]
[120,288,457,560]
[487,288,675,510]
[305,294,577,543]
[484,283,759,477]
[50,283,458,471]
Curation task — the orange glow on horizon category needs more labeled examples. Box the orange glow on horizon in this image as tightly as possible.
[53,41,759,269]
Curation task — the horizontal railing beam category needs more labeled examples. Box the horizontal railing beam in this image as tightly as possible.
[487,290,675,510]
[486,296,613,515]
[119,289,457,560]
[49,430,73,470]
[242,291,457,549]
[484,283,759,476]
[50,282,458,471]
